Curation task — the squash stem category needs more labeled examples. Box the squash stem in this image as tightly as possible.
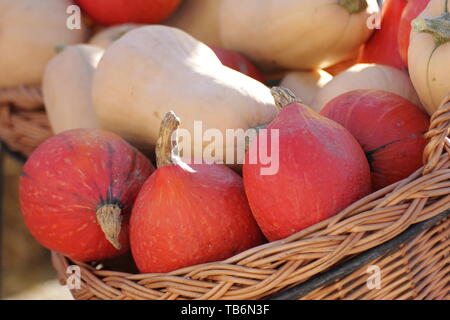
[54,43,67,54]
[412,13,450,46]
[338,0,367,14]
[96,204,122,250]
[156,111,181,168]
[270,87,302,109]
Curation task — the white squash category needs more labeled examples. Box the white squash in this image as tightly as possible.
[89,24,143,49]
[219,0,378,71]
[409,0,450,115]
[43,44,103,134]
[0,0,89,87]
[92,26,277,164]
[313,64,422,111]
[280,70,333,111]
[165,0,223,46]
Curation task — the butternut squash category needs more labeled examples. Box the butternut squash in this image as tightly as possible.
[0,0,88,87]
[165,0,224,46]
[313,64,422,111]
[280,70,333,112]
[89,24,143,49]
[43,44,103,134]
[92,26,277,164]
[219,0,379,71]
[409,0,450,115]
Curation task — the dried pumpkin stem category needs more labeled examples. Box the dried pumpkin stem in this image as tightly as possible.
[96,204,122,250]
[156,111,181,168]
[338,0,367,14]
[270,86,302,109]
[412,13,450,46]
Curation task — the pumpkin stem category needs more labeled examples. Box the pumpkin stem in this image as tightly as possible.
[270,87,302,109]
[412,13,450,46]
[338,0,367,14]
[96,204,122,250]
[156,111,181,168]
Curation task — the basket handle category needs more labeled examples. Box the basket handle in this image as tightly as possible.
[423,94,450,175]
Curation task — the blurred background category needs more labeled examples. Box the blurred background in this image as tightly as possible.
[0,147,71,299]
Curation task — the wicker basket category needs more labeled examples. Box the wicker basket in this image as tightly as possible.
[0,86,52,158]
[51,94,450,300]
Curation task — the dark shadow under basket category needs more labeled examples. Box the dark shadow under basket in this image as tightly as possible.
[0,86,52,158]
[50,95,450,300]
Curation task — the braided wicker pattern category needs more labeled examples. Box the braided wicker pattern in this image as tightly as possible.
[0,86,52,156]
[52,96,450,300]
[302,217,449,300]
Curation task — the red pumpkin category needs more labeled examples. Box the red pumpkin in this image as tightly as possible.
[20,129,154,261]
[210,46,264,82]
[321,89,430,191]
[243,88,371,242]
[358,0,407,70]
[130,112,264,273]
[75,0,181,25]
[398,0,430,65]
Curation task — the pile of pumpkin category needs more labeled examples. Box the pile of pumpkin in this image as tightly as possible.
[8,0,448,273]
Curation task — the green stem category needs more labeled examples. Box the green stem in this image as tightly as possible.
[412,12,450,46]
[54,43,67,54]
[338,0,367,14]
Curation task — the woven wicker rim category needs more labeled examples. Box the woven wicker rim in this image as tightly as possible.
[0,85,51,157]
[50,93,450,300]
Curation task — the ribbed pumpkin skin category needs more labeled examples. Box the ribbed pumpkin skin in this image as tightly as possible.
[19,129,154,262]
[243,104,371,241]
[358,0,407,70]
[130,163,265,273]
[321,90,430,190]
[75,0,181,25]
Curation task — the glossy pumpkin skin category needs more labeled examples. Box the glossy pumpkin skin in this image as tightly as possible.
[130,163,265,273]
[358,0,407,70]
[20,129,154,262]
[210,46,264,82]
[398,0,430,65]
[321,90,430,190]
[75,0,181,25]
[243,103,371,241]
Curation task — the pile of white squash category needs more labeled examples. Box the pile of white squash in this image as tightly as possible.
[0,0,448,163]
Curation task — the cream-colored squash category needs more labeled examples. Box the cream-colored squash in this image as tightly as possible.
[89,24,143,49]
[92,26,277,165]
[0,0,89,87]
[43,44,103,134]
[219,0,379,71]
[409,0,450,115]
[165,0,223,46]
[280,70,333,111]
[313,64,422,111]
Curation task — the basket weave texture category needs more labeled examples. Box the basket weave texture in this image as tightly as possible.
[50,94,450,300]
[0,86,52,157]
